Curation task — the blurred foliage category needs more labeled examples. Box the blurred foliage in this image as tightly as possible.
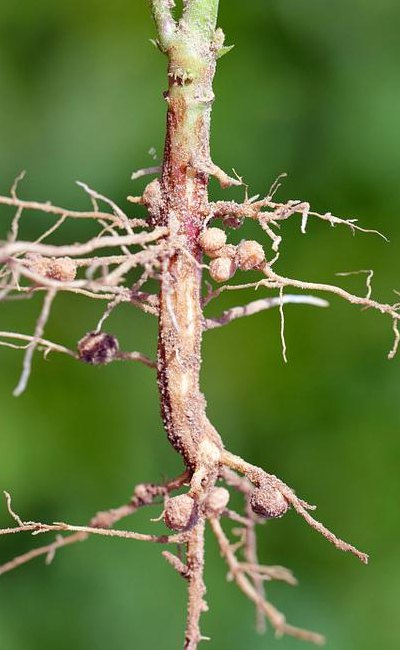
[0,1,399,649]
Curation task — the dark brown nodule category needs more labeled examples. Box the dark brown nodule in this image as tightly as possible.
[164,494,198,532]
[77,332,119,366]
[250,486,289,520]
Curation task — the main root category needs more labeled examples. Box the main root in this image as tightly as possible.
[0,1,395,647]
[0,161,391,649]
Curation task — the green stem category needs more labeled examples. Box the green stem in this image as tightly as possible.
[150,0,224,471]
[149,0,177,50]
[182,0,219,40]
[150,0,220,51]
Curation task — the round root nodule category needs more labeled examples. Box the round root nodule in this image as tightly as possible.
[250,485,289,519]
[78,331,119,365]
[237,240,265,271]
[209,257,237,283]
[203,487,230,517]
[164,494,198,532]
[28,255,77,282]
[200,227,227,254]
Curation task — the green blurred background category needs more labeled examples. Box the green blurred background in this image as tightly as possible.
[0,1,399,648]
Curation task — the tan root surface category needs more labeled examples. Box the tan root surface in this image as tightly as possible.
[0,1,396,649]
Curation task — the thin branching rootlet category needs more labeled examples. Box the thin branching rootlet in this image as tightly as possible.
[0,2,398,648]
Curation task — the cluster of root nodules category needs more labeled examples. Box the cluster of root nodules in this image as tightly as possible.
[0,170,398,391]
[0,456,367,647]
[0,168,397,649]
